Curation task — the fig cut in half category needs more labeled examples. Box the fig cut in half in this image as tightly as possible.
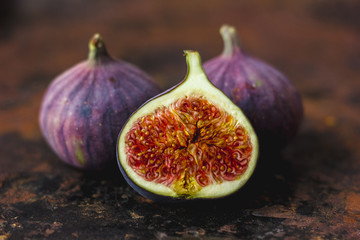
[117,51,258,201]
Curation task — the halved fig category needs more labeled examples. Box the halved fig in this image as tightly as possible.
[117,51,259,201]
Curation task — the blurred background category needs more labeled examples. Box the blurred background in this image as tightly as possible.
[0,0,359,142]
[1,0,360,238]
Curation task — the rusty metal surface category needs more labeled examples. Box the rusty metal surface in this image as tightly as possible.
[1,0,360,239]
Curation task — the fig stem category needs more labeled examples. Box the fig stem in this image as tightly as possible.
[220,24,240,57]
[184,50,205,78]
[88,33,112,64]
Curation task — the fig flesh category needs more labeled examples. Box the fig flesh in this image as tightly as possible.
[204,25,303,149]
[117,51,258,200]
[39,34,161,170]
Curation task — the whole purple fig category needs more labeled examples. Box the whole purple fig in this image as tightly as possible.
[203,25,303,150]
[39,34,161,170]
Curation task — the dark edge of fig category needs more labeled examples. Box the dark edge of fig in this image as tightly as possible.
[116,152,252,203]
[116,140,256,203]
[115,53,190,203]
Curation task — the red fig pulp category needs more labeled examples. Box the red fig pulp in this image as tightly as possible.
[39,34,161,169]
[204,25,303,149]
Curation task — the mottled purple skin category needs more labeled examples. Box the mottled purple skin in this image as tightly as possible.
[204,47,303,149]
[39,39,160,170]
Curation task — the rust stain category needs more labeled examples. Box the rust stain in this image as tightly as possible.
[283,216,316,229]
[343,215,358,225]
[72,232,79,238]
[11,222,22,229]
[0,188,36,204]
[134,195,153,203]
[254,205,323,229]
[79,202,107,219]
[130,211,144,219]
[252,205,296,219]
[44,222,63,237]
[345,192,360,223]
[0,233,10,240]
[25,221,63,239]
[175,228,206,237]
[58,177,81,196]
[345,192,360,212]
[0,93,43,140]
[218,224,236,234]
[44,229,55,237]
[38,176,82,207]
[31,162,52,173]
[124,233,136,239]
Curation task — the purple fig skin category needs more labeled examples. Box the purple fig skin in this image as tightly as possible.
[39,34,161,170]
[203,25,303,150]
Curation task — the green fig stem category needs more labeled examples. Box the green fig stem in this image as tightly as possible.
[88,33,112,65]
[184,50,206,78]
[220,24,240,57]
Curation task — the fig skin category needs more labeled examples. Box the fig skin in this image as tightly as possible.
[203,25,303,150]
[117,50,259,201]
[117,165,181,203]
[39,34,161,170]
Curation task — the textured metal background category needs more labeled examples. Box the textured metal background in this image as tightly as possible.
[1,0,360,239]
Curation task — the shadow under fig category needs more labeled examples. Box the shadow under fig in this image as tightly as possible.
[169,127,352,217]
[81,142,298,210]
[174,149,296,213]
[69,126,355,229]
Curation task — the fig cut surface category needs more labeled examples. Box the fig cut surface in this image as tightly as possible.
[117,51,258,200]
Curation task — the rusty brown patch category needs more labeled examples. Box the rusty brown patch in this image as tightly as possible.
[130,211,144,219]
[252,205,296,219]
[72,232,79,238]
[0,187,36,204]
[134,195,153,203]
[31,162,52,173]
[345,192,360,223]
[345,192,360,212]
[25,221,63,239]
[0,233,10,240]
[175,228,206,237]
[218,224,236,234]
[0,93,43,140]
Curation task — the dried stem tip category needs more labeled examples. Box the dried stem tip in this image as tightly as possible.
[88,33,111,63]
[220,24,241,57]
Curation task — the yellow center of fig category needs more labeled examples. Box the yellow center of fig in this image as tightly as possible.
[125,96,252,196]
